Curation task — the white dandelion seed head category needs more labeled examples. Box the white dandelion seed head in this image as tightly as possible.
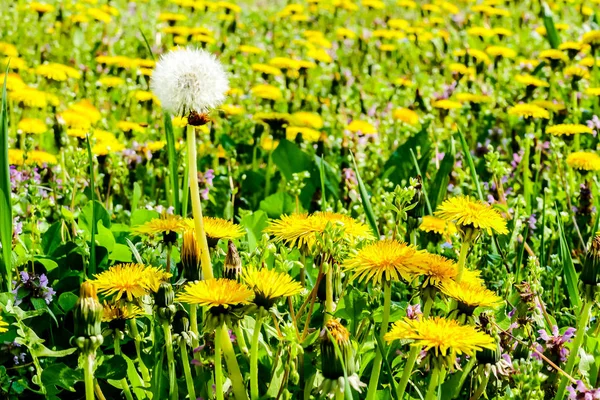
[150,47,229,115]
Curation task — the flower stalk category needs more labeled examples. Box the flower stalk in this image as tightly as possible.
[162,321,178,400]
[180,342,196,400]
[220,323,249,400]
[250,313,265,400]
[365,281,392,400]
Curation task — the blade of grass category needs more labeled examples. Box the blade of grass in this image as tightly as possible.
[555,202,581,311]
[0,66,12,292]
[351,151,380,238]
[542,2,560,49]
[374,331,398,399]
[409,148,432,215]
[456,129,484,201]
[139,28,156,61]
[85,135,96,277]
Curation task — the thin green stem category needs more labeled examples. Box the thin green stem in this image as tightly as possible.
[424,367,441,400]
[187,126,214,280]
[162,321,178,400]
[555,300,594,400]
[251,314,264,400]
[365,281,392,400]
[189,305,201,370]
[471,368,490,400]
[234,324,249,358]
[214,324,225,400]
[456,240,470,283]
[83,354,95,400]
[324,265,334,323]
[452,357,476,399]
[264,149,273,197]
[180,342,196,400]
[220,323,249,400]
[114,330,134,400]
[128,317,150,384]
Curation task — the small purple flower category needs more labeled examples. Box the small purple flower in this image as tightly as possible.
[406,304,422,320]
[12,272,56,305]
[587,115,600,137]
[534,325,575,363]
[568,380,600,399]
[528,214,537,230]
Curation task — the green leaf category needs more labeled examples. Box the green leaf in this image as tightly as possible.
[58,292,79,313]
[41,363,82,392]
[30,298,58,326]
[429,146,455,211]
[31,343,77,358]
[96,355,128,381]
[124,355,146,399]
[130,209,159,230]
[110,243,133,263]
[132,182,142,212]
[456,129,484,201]
[382,125,431,185]
[34,256,58,273]
[0,65,12,292]
[42,222,63,256]
[555,204,581,310]
[542,3,560,49]
[351,152,380,238]
[335,288,369,337]
[240,210,268,252]
[271,139,312,180]
[96,221,116,253]
[259,192,296,218]
[79,200,111,234]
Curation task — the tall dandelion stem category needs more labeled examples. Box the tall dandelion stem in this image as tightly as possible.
[324,264,335,323]
[187,126,214,280]
[250,313,265,400]
[129,318,150,384]
[234,324,249,357]
[114,330,134,400]
[189,305,202,371]
[83,354,95,400]
[424,366,443,400]
[162,321,178,400]
[180,342,196,400]
[214,324,225,400]
[555,300,594,400]
[366,281,392,400]
[456,240,470,283]
[220,323,249,400]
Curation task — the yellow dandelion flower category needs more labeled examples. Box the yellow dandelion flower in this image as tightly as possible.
[394,77,414,87]
[440,280,504,309]
[242,267,303,308]
[336,27,357,39]
[158,12,187,22]
[59,110,92,130]
[69,100,101,124]
[102,302,145,322]
[92,140,125,156]
[455,93,492,104]
[508,103,550,119]
[239,45,264,54]
[566,152,600,172]
[143,140,167,153]
[392,108,419,125]
[492,28,514,37]
[133,214,187,237]
[384,317,495,357]
[404,252,458,287]
[252,63,283,76]
[117,121,146,133]
[586,88,600,97]
[346,120,376,134]
[29,1,55,13]
[0,315,8,333]
[432,99,462,110]
[132,90,158,103]
[467,49,491,65]
[251,84,283,101]
[92,263,171,301]
[18,118,47,134]
[539,49,568,63]
[176,279,254,309]
[435,196,508,235]
[582,30,600,46]
[0,73,25,91]
[514,74,549,88]
[547,124,593,136]
[0,42,18,57]
[344,240,425,285]
[202,217,245,245]
[9,150,57,166]
[9,87,49,108]
[286,126,322,142]
[559,41,589,52]
[291,112,323,129]
[88,8,113,23]
[531,99,565,112]
[172,116,188,127]
[266,212,373,250]
[220,104,244,116]
[486,46,516,59]
[467,27,494,38]
[564,66,590,80]
[419,215,457,239]
[579,57,600,68]
[449,63,474,76]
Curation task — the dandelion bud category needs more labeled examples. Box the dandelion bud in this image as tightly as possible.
[320,319,355,379]
[155,282,176,323]
[182,229,202,282]
[223,240,242,281]
[581,235,600,294]
[72,282,104,353]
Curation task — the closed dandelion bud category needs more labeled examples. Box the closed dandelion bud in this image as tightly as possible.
[182,229,202,282]
[223,240,242,281]
[581,235,600,291]
[320,319,355,379]
[407,176,424,220]
[155,282,176,323]
[73,282,104,353]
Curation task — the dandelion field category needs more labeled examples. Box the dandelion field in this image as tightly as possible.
[2,0,600,399]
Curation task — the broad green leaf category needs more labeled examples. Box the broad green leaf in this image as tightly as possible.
[96,221,116,253]
[79,200,111,234]
[58,292,79,313]
[96,355,128,381]
[240,210,269,251]
[259,192,296,218]
[42,222,63,256]
[271,139,312,180]
[110,243,133,263]
[382,125,431,185]
[130,209,159,230]
[429,147,455,211]
[41,363,82,392]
